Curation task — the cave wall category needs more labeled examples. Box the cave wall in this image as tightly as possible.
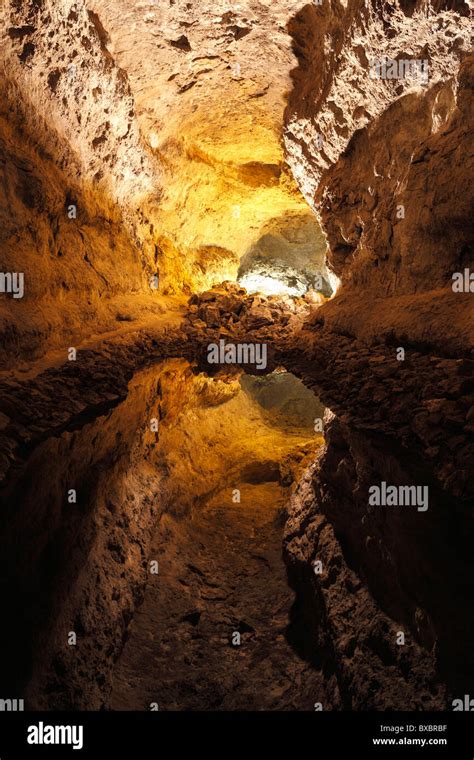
[2,0,470,355]
[0,0,164,366]
[284,0,473,350]
[0,0,336,362]
[88,0,325,293]
[238,211,332,295]
[279,0,474,707]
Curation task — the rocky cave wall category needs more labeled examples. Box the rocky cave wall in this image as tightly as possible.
[279,0,474,707]
[284,0,473,351]
[1,0,337,365]
[87,0,322,293]
[0,0,173,366]
[2,0,470,359]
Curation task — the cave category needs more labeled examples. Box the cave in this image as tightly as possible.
[0,0,473,728]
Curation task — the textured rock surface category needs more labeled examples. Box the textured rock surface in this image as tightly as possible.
[0,0,330,361]
[284,0,473,348]
[0,351,328,709]
[0,0,168,363]
[0,341,183,708]
[3,0,471,354]
[88,0,316,292]
[285,410,474,709]
[238,211,334,296]
[285,447,445,710]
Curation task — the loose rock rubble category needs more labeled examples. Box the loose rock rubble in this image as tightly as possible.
[184,281,315,335]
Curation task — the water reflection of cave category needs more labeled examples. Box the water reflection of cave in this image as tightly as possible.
[240,369,326,433]
[237,211,337,297]
[109,362,328,710]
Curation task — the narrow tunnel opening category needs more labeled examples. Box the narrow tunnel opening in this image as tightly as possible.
[236,211,336,299]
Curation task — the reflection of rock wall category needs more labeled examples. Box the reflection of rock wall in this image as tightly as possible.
[1,365,167,709]
[0,359,241,708]
[241,370,326,431]
[0,352,322,709]
[284,418,447,710]
[285,411,474,708]
[277,313,474,705]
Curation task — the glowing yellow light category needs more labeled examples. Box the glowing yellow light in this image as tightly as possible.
[238,273,306,297]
